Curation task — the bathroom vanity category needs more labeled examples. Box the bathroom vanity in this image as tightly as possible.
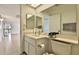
[24,34,79,55]
[24,34,49,55]
[50,38,79,55]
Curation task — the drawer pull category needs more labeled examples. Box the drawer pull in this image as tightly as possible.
[38,44,45,48]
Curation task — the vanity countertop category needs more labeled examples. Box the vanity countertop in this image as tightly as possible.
[51,38,78,44]
[25,34,49,39]
[25,34,79,44]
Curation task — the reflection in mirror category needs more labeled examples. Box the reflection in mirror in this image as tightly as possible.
[26,14,35,29]
[36,16,42,28]
[26,14,43,35]
[35,16,43,35]
[26,14,35,34]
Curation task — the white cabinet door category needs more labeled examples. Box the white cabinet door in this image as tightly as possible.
[51,40,72,55]
[36,39,46,55]
[24,40,29,54]
[28,44,35,55]
[72,44,79,55]
[25,37,36,55]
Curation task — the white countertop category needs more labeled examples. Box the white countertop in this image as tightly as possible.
[52,38,78,44]
[25,34,49,39]
[25,34,79,44]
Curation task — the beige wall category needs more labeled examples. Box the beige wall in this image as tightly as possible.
[36,4,55,13]
[76,5,79,36]
[42,4,77,35]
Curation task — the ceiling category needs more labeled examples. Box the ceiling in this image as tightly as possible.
[28,4,55,12]
[36,4,55,12]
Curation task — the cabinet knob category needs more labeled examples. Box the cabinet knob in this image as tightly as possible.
[38,44,45,48]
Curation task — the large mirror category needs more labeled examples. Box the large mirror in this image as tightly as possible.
[26,14,43,34]
[26,14,35,29]
[36,16,42,30]
[35,16,43,35]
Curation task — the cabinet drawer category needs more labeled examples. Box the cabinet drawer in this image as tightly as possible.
[25,37,36,46]
[51,40,72,55]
